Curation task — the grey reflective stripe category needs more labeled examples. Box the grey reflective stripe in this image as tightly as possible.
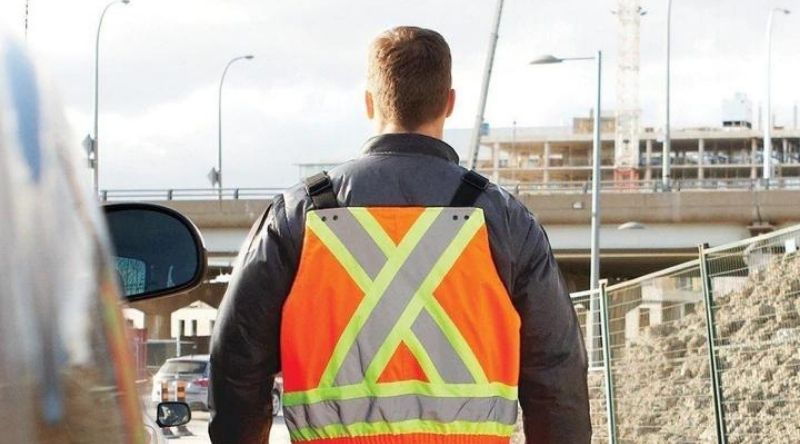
[333,211,471,386]
[322,208,387,280]
[285,395,518,430]
[411,310,474,384]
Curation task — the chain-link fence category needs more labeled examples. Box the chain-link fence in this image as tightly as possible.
[571,288,612,443]
[576,224,800,444]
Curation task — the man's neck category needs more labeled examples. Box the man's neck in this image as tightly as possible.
[376,121,444,140]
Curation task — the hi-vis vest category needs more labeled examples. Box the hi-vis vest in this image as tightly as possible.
[281,171,521,444]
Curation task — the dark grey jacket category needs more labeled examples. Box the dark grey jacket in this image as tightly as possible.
[209,133,591,443]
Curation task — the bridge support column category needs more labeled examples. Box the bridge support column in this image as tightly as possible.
[698,138,705,180]
[782,138,788,166]
[751,138,758,179]
[645,139,653,180]
[144,313,171,340]
[543,142,551,183]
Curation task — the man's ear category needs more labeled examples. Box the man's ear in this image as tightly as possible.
[365,91,375,120]
[445,89,456,118]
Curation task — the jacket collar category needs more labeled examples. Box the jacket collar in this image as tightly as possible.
[361,133,460,164]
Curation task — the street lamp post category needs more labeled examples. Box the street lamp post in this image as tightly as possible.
[664,0,672,190]
[764,7,790,181]
[215,54,254,200]
[530,51,603,371]
[90,0,130,197]
[530,52,602,292]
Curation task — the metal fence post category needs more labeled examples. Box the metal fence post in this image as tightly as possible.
[698,243,728,444]
[598,280,618,444]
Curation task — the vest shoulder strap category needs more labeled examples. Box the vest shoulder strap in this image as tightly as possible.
[449,170,489,207]
[304,171,339,209]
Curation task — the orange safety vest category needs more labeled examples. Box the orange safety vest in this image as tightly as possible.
[281,178,520,443]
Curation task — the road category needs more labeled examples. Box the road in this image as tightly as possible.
[157,410,291,443]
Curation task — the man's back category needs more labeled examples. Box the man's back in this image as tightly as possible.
[281,133,521,443]
[209,26,590,444]
[210,134,590,443]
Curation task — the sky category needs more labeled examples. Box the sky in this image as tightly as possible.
[1,0,798,189]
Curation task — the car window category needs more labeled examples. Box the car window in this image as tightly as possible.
[159,361,207,374]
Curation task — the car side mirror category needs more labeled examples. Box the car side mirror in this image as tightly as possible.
[156,401,192,428]
[103,203,207,302]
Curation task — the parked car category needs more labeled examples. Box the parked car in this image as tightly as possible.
[152,355,211,411]
[151,355,284,416]
[0,34,197,443]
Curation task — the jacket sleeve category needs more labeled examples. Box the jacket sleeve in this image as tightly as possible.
[209,194,300,444]
[511,211,592,443]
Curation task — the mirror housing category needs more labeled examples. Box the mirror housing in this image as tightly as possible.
[103,203,207,302]
[156,401,192,428]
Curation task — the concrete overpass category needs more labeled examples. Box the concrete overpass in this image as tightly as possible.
[126,184,800,340]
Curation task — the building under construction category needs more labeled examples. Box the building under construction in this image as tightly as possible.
[474,108,800,188]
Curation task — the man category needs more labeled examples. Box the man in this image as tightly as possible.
[210,26,590,443]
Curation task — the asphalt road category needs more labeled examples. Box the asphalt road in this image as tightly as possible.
[159,410,291,443]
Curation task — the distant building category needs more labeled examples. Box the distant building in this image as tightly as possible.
[171,301,217,338]
[475,111,799,187]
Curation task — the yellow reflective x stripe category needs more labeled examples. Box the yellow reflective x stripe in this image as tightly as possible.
[348,208,396,257]
[364,211,488,384]
[402,331,444,385]
[347,208,445,384]
[306,211,372,292]
[305,207,489,388]
[311,208,441,387]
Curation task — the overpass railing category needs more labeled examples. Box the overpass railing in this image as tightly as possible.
[509,177,800,195]
[100,178,800,201]
[573,223,800,443]
[100,187,283,201]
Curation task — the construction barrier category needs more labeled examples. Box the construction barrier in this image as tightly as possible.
[571,224,800,444]
[174,381,194,437]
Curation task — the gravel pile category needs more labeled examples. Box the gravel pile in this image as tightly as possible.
[510,252,799,443]
[608,252,800,443]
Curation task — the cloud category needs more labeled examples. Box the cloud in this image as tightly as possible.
[2,0,798,190]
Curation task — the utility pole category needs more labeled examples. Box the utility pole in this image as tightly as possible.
[467,0,504,170]
[764,7,791,181]
[664,0,672,189]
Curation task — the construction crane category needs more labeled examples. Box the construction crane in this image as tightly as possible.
[613,0,646,183]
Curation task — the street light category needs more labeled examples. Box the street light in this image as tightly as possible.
[531,50,604,371]
[214,54,254,200]
[664,0,673,190]
[89,0,131,197]
[530,52,602,293]
[764,7,790,181]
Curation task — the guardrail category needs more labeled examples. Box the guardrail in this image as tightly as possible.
[100,187,283,201]
[509,177,800,195]
[572,224,800,443]
[100,178,800,201]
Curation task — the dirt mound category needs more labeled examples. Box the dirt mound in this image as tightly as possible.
[610,253,800,443]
